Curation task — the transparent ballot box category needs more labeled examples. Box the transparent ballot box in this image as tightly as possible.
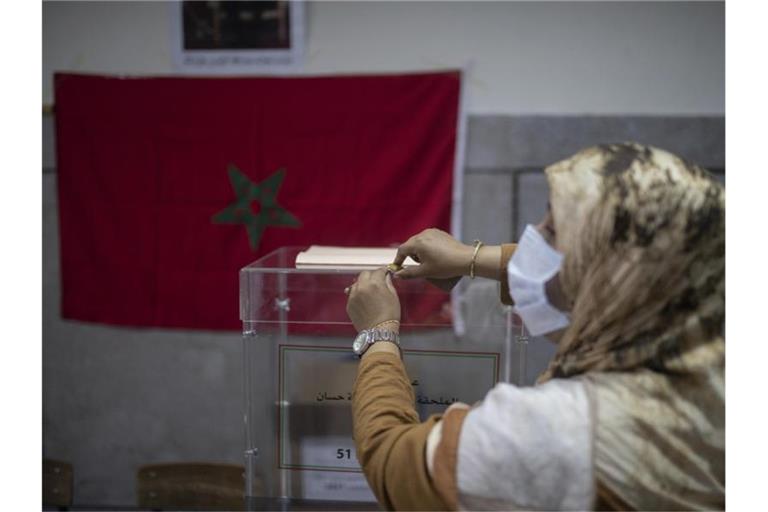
[241,247,528,506]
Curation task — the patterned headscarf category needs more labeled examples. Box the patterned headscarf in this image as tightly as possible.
[538,143,724,510]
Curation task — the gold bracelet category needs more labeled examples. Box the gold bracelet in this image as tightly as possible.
[470,239,483,279]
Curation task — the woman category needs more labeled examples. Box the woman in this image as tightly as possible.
[345,143,725,510]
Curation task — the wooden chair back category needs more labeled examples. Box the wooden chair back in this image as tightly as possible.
[43,459,73,509]
[137,462,245,511]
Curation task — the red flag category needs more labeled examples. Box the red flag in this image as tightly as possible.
[55,72,461,330]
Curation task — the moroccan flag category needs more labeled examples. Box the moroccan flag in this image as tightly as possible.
[54,71,461,330]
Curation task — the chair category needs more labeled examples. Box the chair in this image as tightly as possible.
[136,462,245,511]
[43,459,73,510]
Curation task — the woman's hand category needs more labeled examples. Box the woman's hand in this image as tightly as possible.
[393,228,474,280]
[346,267,401,331]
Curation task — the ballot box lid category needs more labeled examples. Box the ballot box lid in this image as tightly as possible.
[239,247,454,327]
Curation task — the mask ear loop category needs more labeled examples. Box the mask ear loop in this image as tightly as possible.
[516,314,529,385]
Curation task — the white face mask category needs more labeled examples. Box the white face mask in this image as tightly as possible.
[507,224,570,337]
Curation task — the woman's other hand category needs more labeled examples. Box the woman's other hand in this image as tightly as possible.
[346,267,401,331]
[393,228,474,280]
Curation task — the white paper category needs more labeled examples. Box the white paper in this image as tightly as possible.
[294,246,418,270]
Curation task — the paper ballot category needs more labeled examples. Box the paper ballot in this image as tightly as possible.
[295,246,418,271]
[295,246,461,292]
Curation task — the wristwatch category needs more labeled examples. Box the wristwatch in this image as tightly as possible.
[352,328,400,357]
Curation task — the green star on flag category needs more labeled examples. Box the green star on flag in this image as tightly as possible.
[212,165,301,250]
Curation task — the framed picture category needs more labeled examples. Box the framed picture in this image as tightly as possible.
[171,1,305,73]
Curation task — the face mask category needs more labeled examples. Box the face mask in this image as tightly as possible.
[507,224,570,337]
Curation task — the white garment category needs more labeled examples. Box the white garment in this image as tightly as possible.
[427,379,594,511]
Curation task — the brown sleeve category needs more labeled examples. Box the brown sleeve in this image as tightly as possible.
[432,406,470,510]
[499,243,517,305]
[352,351,448,511]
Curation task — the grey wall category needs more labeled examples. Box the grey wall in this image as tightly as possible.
[43,114,724,507]
[463,116,725,245]
[43,1,725,114]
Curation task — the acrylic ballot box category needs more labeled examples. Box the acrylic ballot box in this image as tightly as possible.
[240,247,528,507]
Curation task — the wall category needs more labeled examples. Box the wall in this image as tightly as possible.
[42,1,725,507]
[43,1,725,114]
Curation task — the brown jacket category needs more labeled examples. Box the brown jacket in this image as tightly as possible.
[350,244,516,510]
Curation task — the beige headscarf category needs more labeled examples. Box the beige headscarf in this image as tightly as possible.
[539,143,724,510]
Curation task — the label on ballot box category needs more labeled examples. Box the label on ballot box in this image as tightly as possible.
[278,345,500,474]
[299,436,377,501]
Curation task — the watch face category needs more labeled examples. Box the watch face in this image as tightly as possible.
[353,332,368,354]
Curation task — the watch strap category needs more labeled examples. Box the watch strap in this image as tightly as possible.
[356,328,401,358]
[368,328,399,345]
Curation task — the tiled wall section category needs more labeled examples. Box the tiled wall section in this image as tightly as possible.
[466,116,725,169]
[462,115,724,245]
[42,115,724,506]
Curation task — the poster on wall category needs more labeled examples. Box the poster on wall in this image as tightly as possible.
[170,1,305,73]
